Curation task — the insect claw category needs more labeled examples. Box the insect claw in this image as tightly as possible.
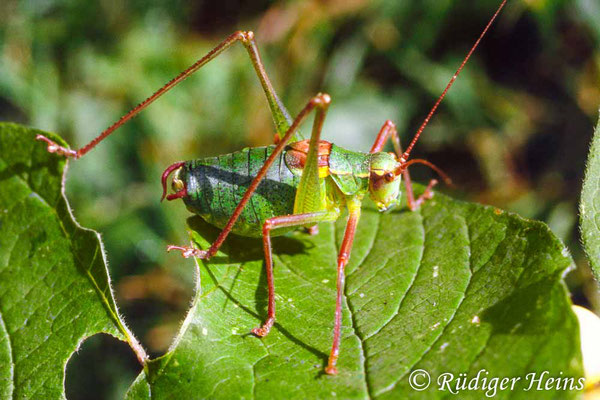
[251,318,274,337]
[306,225,319,235]
[423,179,438,199]
[166,244,208,259]
[36,135,78,158]
[251,327,268,337]
[325,366,338,375]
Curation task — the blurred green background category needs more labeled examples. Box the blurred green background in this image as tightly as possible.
[1,0,599,398]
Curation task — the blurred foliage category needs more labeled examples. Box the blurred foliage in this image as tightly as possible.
[1,0,599,398]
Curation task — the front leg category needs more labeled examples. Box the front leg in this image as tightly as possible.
[403,173,439,211]
[325,200,361,375]
[399,158,452,210]
[370,120,448,211]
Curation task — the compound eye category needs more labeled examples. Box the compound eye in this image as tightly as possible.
[384,172,395,182]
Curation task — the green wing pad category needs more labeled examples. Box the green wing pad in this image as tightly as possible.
[328,144,371,196]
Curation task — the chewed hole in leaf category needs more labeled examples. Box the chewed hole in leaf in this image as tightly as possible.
[66,334,141,400]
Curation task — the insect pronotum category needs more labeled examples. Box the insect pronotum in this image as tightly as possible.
[37,0,508,375]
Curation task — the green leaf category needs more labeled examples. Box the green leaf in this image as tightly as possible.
[581,111,600,282]
[127,189,582,398]
[0,123,145,399]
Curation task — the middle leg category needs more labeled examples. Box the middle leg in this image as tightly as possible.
[254,210,340,337]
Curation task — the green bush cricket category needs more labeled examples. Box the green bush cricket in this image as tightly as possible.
[37,0,507,375]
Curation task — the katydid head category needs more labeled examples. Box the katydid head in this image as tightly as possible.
[368,152,453,212]
[161,161,187,202]
[368,152,402,211]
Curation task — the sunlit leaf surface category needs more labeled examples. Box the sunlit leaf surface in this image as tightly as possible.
[127,185,583,399]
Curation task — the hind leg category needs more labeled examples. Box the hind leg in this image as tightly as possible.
[167,94,332,260]
[37,31,299,159]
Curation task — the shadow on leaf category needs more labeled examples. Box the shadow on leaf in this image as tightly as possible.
[187,215,311,263]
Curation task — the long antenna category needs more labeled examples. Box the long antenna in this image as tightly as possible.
[401,0,508,161]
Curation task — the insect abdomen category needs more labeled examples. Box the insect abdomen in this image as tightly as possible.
[182,146,299,237]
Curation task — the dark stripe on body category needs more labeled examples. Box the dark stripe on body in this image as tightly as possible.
[182,146,299,237]
[247,148,260,225]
